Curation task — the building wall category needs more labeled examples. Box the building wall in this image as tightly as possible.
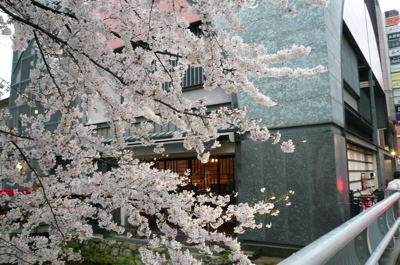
[235,0,342,128]
[343,0,393,187]
[0,98,9,190]
[343,0,384,88]
[237,125,348,245]
[230,0,347,245]
[233,0,393,246]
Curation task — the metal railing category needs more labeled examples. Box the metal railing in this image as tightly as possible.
[278,192,400,265]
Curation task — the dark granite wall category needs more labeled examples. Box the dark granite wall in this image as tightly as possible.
[236,125,349,245]
[234,0,348,245]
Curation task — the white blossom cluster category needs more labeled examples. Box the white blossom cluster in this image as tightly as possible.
[0,0,328,263]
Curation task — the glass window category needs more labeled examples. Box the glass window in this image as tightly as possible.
[154,156,235,196]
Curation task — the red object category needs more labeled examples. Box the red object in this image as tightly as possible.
[359,195,376,210]
[386,16,400,26]
[0,189,35,195]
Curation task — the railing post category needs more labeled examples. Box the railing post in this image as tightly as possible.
[365,218,400,265]
[354,228,371,264]
[367,213,389,254]
[374,189,384,202]
[350,190,355,217]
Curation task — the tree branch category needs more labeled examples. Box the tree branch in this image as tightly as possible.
[0,4,65,45]
[0,129,34,140]
[29,0,77,20]
[33,31,65,101]
[147,0,155,43]
[10,141,67,243]
[154,52,176,89]
[0,238,35,264]
[0,3,204,122]
[154,51,182,58]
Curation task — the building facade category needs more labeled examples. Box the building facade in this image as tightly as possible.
[7,0,396,247]
[234,0,396,245]
[0,97,9,191]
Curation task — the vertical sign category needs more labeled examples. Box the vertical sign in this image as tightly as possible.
[393,73,400,89]
[392,73,400,80]
[386,10,400,26]
[389,48,400,57]
[388,32,400,40]
[385,9,400,18]
[386,10,400,18]
[391,64,400,72]
[391,56,400,64]
[389,41,400,49]
[387,16,400,26]
[387,24,400,34]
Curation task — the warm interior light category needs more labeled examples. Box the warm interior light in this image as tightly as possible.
[15,162,23,171]
[391,150,397,156]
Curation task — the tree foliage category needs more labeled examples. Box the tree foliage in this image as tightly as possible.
[0,0,327,264]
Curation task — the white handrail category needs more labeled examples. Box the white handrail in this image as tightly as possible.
[278,192,400,265]
[364,217,400,265]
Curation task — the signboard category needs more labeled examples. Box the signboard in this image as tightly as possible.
[393,80,400,89]
[392,64,400,72]
[388,32,400,41]
[389,48,400,57]
[386,16,400,26]
[394,97,400,105]
[395,105,400,113]
[392,73,400,81]
[393,73,400,88]
[389,40,400,49]
[393,73,400,89]
[387,24,400,34]
[391,56,400,64]
[386,10,400,18]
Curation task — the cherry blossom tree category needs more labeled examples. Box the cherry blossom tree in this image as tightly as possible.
[0,0,328,264]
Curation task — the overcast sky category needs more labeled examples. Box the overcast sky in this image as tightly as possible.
[380,0,400,14]
[0,1,400,99]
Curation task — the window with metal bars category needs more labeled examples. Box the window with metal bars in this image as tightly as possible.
[161,21,204,90]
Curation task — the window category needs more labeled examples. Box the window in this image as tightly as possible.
[154,156,235,196]
[347,144,376,191]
